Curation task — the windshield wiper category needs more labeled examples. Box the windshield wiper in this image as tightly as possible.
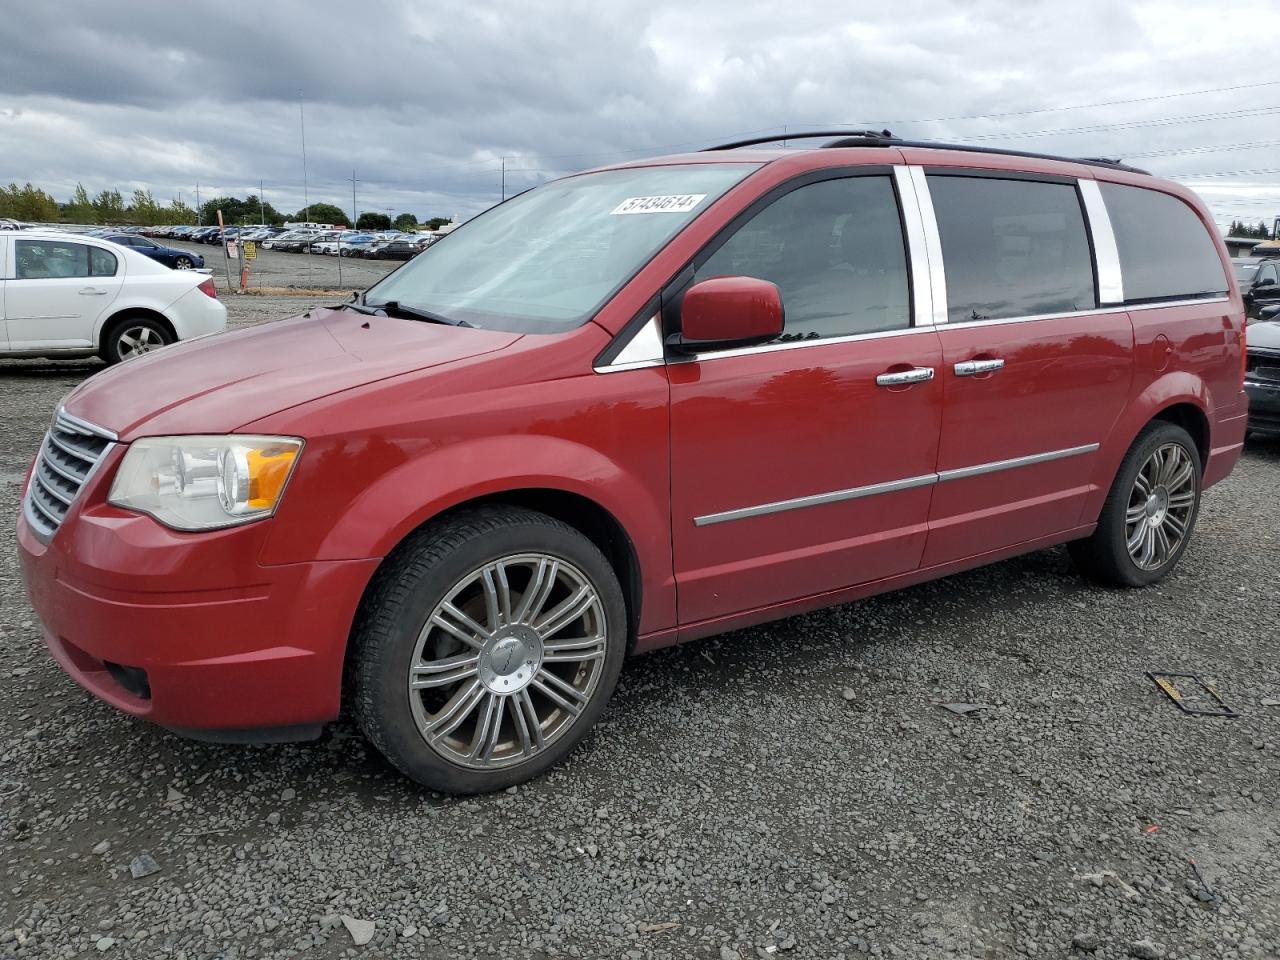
[369,299,471,327]
[340,297,471,326]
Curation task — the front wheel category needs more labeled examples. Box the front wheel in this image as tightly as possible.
[351,506,627,793]
[1069,422,1202,587]
[174,256,193,270]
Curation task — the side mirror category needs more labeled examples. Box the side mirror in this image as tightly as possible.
[1255,276,1276,289]
[678,276,783,350]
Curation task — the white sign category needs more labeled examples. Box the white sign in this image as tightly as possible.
[610,194,707,215]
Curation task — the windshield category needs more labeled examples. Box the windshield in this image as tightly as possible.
[364,163,758,333]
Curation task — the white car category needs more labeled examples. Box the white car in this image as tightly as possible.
[1,231,227,364]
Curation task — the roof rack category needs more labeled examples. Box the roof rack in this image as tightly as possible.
[701,130,1150,176]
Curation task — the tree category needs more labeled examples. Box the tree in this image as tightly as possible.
[200,195,287,227]
[65,183,95,223]
[356,211,391,230]
[296,202,347,226]
[0,182,60,222]
[393,212,418,231]
[423,216,452,231]
[92,189,125,223]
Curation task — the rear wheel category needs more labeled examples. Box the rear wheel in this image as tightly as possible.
[174,256,194,270]
[100,317,173,364]
[351,506,627,793]
[1069,421,1201,587]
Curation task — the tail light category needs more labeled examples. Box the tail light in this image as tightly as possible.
[198,277,218,299]
[1240,322,1247,386]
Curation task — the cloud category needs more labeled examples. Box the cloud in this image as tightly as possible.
[1,0,1277,224]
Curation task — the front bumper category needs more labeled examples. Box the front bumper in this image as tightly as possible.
[16,472,379,739]
[1246,378,1280,435]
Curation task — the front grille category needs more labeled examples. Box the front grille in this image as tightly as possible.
[23,409,116,542]
[1246,350,1280,382]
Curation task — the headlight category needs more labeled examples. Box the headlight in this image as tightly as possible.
[108,435,303,531]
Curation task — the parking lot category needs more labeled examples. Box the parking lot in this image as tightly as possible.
[168,239,400,295]
[1,293,1278,960]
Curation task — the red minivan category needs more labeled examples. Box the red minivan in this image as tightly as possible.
[17,133,1248,793]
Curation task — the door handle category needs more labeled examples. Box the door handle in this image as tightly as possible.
[954,358,1005,376]
[78,287,108,296]
[875,366,935,387]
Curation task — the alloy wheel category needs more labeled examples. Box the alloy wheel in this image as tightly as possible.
[116,326,163,360]
[1125,442,1196,570]
[408,553,608,770]
[175,257,193,269]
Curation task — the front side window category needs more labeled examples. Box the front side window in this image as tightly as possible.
[14,239,93,279]
[694,175,910,340]
[1256,262,1278,287]
[1100,182,1229,303]
[927,175,1097,323]
[365,163,759,333]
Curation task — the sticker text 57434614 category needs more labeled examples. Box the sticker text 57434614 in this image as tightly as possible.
[610,194,707,215]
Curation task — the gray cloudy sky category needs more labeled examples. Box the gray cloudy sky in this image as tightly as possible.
[2,0,1277,229]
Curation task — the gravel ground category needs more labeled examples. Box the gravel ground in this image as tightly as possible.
[1,294,1278,959]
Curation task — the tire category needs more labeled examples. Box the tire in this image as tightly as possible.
[1068,421,1202,587]
[174,256,193,270]
[100,316,174,364]
[350,506,627,793]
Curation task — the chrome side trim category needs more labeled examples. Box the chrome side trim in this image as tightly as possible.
[676,323,937,363]
[907,167,948,325]
[692,443,1100,526]
[938,296,1231,331]
[893,165,936,328]
[935,443,1099,483]
[693,473,937,527]
[1078,180,1124,305]
[594,313,665,373]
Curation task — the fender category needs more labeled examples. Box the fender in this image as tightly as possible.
[261,433,677,636]
[1078,370,1211,523]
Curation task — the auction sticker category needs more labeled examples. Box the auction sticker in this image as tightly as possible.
[611,194,707,215]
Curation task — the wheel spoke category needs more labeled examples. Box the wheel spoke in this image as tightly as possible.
[480,566,504,632]
[1168,489,1195,510]
[510,689,545,756]
[1127,521,1147,554]
[426,679,486,741]
[543,634,607,664]
[514,559,558,625]
[535,584,595,638]
[432,601,490,649]
[1152,523,1172,564]
[1125,502,1147,523]
[410,652,479,689]
[532,670,587,716]
[1132,473,1151,498]
[1167,461,1194,495]
[1163,512,1186,540]
[469,692,504,761]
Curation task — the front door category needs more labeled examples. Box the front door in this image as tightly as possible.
[4,238,123,349]
[919,172,1133,566]
[668,172,945,625]
[1249,261,1280,319]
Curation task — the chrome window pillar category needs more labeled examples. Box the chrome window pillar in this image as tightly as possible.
[1078,179,1125,306]
[895,166,948,326]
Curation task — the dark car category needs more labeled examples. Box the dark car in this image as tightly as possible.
[102,233,205,270]
[1246,309,1280,437]
[189,227,220,243]
[1233,257,1280,320]
[376,240,419,260]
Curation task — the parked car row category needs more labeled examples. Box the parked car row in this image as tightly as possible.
[262,228,439,259]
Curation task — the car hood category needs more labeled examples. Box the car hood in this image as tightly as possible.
[63,306,522,438]
[1250,320,1280,351]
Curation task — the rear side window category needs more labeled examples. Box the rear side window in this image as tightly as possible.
[695,175,911,340]
[14,239,91,279]
[927,175,1097,323]
[89,247,118,277]
[1099,183,1228,303]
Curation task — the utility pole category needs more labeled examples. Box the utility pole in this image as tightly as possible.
[501,157,507,202]
[347,169,360,228]
[299,94,310,223]
[258,180,266,225]
[195,183,201,225]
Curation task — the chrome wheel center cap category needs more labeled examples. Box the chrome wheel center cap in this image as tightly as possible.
[1145,488,1169,525]
[478,626,543,694]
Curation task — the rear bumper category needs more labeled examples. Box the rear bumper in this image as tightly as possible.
[167,287,227,341]
[1204,408,1248,489]
[1245,379,1280,435]
[17,503,379,736]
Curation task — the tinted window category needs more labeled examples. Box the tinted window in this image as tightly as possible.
[1256,263,1278,286]
[89,247,118,277]
[14,239,92,279]
[694,176,910,340]
[1099,182,1228,303]
[927,175,1096,323]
